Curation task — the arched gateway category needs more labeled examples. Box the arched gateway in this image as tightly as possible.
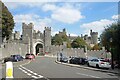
[33,39,44,56]
[22,23,51,56]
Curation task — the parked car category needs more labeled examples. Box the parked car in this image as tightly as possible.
[25,53,35,59]
[10,55,24,62]
[69,57,87,65]
[4,57,13,63]
[87,58,111,69]
[4,55,23,63]
[60,56,68,63]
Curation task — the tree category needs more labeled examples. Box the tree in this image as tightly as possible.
[51,32,69,45]
[51,34,63,45]
[92,44,101,50]
[67,41,71,48]
[100,22,120,68]
[0,1,14,40]
[71,36,87,48]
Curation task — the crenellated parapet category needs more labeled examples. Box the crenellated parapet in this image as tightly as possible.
[45,27,51,31]
[22,22,34,29]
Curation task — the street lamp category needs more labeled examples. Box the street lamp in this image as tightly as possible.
[110,38,114,69]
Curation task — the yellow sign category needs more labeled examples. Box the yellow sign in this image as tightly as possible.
[6,68,13,77]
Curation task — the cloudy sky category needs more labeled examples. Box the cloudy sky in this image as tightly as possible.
[2,0,118,37]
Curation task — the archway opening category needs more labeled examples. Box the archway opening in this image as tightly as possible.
[35,44,43,55]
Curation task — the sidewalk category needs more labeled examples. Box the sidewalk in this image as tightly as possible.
[55,60,120,74]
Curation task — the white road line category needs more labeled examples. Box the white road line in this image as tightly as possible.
[31,75,38,79]
[38,75,44,78]
[19,65,44,79]
[76,72,101,78]
[27,73,32,76]
[33,73,38,75]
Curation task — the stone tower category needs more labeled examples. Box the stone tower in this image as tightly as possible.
[90,30,98,44]
[22,23,34,53]
[44,27,51,53]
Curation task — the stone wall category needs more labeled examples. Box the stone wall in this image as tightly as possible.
[87,50,111,59]
[50,45,110,59]
[0,41,27,59]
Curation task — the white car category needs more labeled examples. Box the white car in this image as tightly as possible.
[87,59,111,69]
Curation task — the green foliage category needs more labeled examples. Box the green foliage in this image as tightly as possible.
[0,1,14,40]
[100,23,118,49]
[51,32,69,45]
[71,36,87,48]
[100,22,120,68]
[92,44,101,50]
[51,34,63,45]
[67,41,71,48]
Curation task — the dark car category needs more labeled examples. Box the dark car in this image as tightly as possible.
[4,57,13,63]
[4,55,23,63]
[10,55,24,62]
[25,53,35,59]
[69,57,87,65]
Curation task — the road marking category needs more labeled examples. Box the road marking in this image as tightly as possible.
[76,72,101,78]
[31,75,38,79]
[19,65,44,79]
[38,75,44,78]
[33,73,38,75]
[27,73,32,76]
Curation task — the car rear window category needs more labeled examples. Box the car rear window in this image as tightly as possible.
[100,60,109,62]
[26,54,30,55]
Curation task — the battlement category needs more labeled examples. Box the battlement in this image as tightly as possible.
[91,32,98,35]
[45,27,51,31]
[22,22,33,29]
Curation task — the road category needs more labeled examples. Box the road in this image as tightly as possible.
[0,56,119,80]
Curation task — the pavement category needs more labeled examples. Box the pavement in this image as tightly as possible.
[55,60,120,75]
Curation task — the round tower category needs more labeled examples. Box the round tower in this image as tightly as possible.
[90,30,98,44]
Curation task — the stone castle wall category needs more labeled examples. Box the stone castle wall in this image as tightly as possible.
[50,45,110,58]
[0,41,27,59]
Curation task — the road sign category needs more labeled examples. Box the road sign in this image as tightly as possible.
[6,61,13,78]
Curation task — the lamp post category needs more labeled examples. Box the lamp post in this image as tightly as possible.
[110,38,114,69]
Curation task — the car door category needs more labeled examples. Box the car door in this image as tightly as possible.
[93,59,99,67]
[90,59,96,67]
[89,59,94,66]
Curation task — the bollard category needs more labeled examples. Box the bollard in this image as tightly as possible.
[6,61,13,78]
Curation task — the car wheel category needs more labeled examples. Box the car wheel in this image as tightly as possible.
[16,59,19,62]
[87,63,90,67]
[96,64,99,68]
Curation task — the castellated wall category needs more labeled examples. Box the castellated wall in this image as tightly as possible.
[0,41,27,59]
[50,45,110,59]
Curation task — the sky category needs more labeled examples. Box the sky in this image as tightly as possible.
[2,0,118,37]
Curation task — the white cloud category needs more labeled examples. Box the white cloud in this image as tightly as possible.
[14,14,52,32]
[112,15,118,20]
[51,7,84,24]
[4,2,44,9]
[2,0,60,2]
[67,33,78,36]
[42,3,84,24]
[42,4,57,11]
[51,31,59,36]
[80,19,114,36]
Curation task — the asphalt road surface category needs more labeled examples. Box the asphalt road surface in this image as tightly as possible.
[0,56,119,80]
